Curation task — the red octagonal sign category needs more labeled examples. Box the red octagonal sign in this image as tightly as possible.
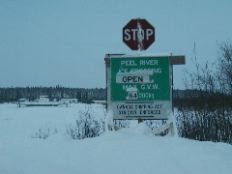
[123,18,155,50]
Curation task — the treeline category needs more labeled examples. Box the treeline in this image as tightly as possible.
[0,86,106,103]
[1,86,232,107]
[173,89,232,110]
[0,86,213,105]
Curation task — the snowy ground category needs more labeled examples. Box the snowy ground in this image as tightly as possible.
[0,103,232,174]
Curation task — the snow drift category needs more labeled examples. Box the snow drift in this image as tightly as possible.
[0,103,232,174]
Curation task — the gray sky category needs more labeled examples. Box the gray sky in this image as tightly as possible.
[0,0,232,89]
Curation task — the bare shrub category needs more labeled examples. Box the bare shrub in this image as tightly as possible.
[176,109,232,144]
[66,107,105,140]
[32,128,50,139]
[176,42,232,144]
[113,120,130,130]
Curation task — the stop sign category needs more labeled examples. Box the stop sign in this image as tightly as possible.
[123,18,155,50]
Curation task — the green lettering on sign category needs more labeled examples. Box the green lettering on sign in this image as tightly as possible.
[111,56,170,101]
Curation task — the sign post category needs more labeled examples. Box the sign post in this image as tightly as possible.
[104,18,185,135]
[105,54,185,134]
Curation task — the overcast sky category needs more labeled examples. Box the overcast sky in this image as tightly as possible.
[0,0,232,89]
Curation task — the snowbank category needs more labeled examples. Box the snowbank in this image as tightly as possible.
[0,104,232,174]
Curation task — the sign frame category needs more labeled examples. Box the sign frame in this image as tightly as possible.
[105,54,177,120]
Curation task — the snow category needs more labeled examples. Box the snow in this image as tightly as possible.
[1,103,232,174]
